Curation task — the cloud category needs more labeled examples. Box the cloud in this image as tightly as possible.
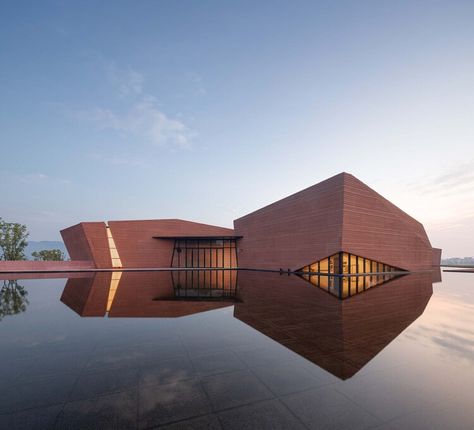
[78,64,194,150]
[106,64,144,97]
[89,96,192,149]
[432,159,474,190]
[403,296,474,364]
[409,159,474,194]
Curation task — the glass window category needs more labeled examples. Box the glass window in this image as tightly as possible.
[319,258,329,273]
[297,252,403,297]
[342,252,349,274]
[357,256,364,273]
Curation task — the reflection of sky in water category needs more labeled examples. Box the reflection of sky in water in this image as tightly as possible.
[0,271,473,428]
[400,274,474,365]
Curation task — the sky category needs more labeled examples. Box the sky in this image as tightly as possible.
[0,0,473,257]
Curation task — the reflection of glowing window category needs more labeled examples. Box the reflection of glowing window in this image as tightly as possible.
[298,252,405,298]
[106,225,122,268]
[299,252,401,275]
[107,271,122,312]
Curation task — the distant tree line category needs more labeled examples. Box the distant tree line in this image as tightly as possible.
[31,249,66,261]
[0,217,65,261]
[441,257,474,266]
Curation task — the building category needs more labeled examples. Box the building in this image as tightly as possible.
[61,172,441,272]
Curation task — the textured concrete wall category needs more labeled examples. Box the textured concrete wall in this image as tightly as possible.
[234,172,439,271]
[234,174,345,270]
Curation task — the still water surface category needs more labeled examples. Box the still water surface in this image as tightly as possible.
[0,270,473,429]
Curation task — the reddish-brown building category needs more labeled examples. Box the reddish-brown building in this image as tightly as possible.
[61,173,441,272]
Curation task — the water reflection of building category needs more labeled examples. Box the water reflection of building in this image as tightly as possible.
[234,271,436,379]
[60,271,237,318]
[61,268,439,380]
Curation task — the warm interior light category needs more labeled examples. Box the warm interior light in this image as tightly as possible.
[106,224,122,268]
[106,271,122,312]
[298,252,404,298]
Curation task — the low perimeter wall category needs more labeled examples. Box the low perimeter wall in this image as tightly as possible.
[0,260,95,273]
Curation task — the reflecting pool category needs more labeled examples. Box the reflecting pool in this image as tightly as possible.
[0,270,473,429]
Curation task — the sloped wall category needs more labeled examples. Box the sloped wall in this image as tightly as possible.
[341,174,434,271]
[234,174,345,270]
[61,222,111,268]
[234,172,439,271]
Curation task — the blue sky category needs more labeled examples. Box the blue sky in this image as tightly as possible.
[1,1,473,257]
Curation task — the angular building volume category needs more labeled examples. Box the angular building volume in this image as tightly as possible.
[61,172,441,274]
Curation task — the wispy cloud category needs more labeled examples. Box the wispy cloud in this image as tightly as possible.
[405,297,474,364]
[395,159,474,247]
[106,64,144,97]
[432,159,474,190]
[409,159,474,194]
[89,96,192,149]
[79,64,194,150]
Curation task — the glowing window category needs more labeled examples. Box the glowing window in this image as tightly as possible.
[106,225,122,268]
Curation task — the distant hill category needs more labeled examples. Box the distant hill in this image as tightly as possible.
[441,257,474,266]
[25,241,69,260]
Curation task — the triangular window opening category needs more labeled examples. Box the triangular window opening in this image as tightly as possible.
[297,252,406,299]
